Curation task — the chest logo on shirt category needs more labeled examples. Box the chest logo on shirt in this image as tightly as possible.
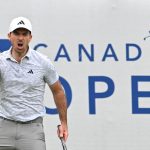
[27,69,33,74]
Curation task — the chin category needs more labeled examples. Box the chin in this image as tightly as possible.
[16,48,25,52]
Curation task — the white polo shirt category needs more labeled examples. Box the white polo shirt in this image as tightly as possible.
[0,48,59,122]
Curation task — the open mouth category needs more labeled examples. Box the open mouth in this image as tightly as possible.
[17,43,23,48]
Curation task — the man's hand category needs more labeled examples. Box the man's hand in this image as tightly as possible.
[57,124,68,142]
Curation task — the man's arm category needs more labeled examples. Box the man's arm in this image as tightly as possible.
[49,80,68,142]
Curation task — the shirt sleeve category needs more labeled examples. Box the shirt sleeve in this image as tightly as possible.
[44,59,59,85]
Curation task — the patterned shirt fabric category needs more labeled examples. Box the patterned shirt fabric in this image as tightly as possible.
[0,48,59,122]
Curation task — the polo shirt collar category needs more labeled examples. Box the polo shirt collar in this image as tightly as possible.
[6,47,32,61]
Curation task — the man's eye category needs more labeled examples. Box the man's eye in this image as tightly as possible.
[23,33,29,36]
[13,31,19,35]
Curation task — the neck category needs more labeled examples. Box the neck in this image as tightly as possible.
[11,48,29,63]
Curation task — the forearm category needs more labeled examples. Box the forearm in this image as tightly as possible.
[53,89,68,126]
[49,81,69,141]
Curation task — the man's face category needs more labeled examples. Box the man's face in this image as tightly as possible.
[8,28,32,53]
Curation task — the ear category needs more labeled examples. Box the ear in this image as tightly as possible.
[29,34,32,41]
[8,33,11,39]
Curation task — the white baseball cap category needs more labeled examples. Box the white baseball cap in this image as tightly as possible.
[9,17,32,33]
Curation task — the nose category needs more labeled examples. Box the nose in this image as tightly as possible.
[18,34,24,40]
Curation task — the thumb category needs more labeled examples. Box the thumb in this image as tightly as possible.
[57,125,63,138]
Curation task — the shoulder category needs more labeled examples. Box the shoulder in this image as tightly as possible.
[29,48,54,68]
[0,50,9,60]
[0,49,10,56]
[30,49,47,60]
[0,51,8,66]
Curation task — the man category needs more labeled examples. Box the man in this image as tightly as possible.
[0,17,68,150]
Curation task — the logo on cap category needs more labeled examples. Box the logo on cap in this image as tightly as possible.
[17,20,25,25]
